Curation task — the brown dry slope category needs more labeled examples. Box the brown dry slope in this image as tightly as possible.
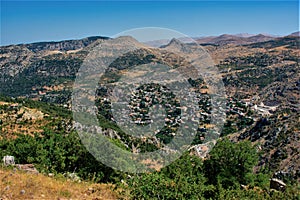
[0,167,118,200]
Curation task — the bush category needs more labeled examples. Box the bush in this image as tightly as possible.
[204,138,259,188]
[120,153,214,200]
[0,129,122,183]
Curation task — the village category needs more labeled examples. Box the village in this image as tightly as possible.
[94,74,280,148]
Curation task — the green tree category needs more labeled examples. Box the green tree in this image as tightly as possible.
[121,153,214,200]
[204,138,258,188]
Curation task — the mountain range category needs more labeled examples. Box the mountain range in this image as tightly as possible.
[144,32,298,47]
[0,32,299,182]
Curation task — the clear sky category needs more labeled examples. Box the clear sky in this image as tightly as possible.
[1,1,299,45]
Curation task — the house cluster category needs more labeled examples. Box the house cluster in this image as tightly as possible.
[227,97,250,117]
[226,95,278,119]
[96,80,279,148]
[95,77,236,146]
[128,84,179,123]
[252,102,278,116]
[241,97,278,116]
[106,81,223,142]
[112,83,182,137]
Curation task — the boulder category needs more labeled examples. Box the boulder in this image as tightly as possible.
[2,155,15,166]
[16,164,39,174]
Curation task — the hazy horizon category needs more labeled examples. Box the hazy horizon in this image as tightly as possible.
[1,1,299,46]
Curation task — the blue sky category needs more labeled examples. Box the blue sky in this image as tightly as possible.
[1,1,299,45]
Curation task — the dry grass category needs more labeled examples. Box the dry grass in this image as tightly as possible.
[0,167,118,200]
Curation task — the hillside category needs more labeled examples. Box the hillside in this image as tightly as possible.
[0,33,299,198]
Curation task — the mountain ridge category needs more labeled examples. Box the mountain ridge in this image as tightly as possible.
[1,36,110,51]
[2,32,296,49]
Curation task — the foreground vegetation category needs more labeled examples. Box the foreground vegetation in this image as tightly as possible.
[118,140,299,200]
[1,131,299,199]
[0,97,299,199]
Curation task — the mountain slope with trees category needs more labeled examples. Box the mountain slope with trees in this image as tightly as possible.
[0,33,299,199]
